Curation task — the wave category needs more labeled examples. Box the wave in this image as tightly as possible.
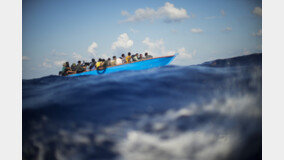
[114,94,261,160]
[22,53,262,160]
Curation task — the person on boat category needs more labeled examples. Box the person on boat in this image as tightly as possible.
[102,59,106,66]
[131,54,135,61]
[145,52,153,59]
[61,62,66,71]
[97,59,107,70]
[65,62,73,74]
[96,58,102,68]
[106,58,112,66]
[126,52,132,63]
[63,62,76,75]
[138,54,144,60]
[116,57,123,65]
[132,53,139,61]
[89,58,96,70]
[64,62,70,70]
[99,59,106,68]
[82,61,90,71]
[76,61,85,73]
[111,56,116,66]
[61,62,73,76]
[121,54,126,64]
[60,62,74,76]
[71,63,77,71]
[59,62,67,76]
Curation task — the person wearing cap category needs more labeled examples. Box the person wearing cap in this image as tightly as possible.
[71,63,77,71]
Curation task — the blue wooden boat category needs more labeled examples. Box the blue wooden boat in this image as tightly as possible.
[68,53,178,77]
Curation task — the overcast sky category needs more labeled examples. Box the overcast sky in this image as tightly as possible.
[23,0,262,79]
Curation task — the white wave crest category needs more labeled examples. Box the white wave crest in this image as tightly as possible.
[114,94,261,160]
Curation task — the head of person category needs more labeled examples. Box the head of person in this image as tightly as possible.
[113,56,116,60]
[135,53,138,56]
[99,58,102,62]
[140,54,143,58]
[92,58,95,62]
[78,61,81,64]
[128,52,131,56]
[122,54,125,57]
[66,62,69,67]
[72,63,76,67]
[145,52,148,56]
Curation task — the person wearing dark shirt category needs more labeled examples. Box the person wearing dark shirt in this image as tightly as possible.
[145,52,153,59]
[76,61,85,73]
[89,58,96,70]
[138,54,143,60]
[71,63,76,71]
[132,53,139,61]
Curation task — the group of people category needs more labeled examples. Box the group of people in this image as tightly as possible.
[59,52,153,76]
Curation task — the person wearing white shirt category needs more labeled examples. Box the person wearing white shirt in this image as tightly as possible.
[116,57,123,65]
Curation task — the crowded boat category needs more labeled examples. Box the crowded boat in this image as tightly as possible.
[59,52,153,76]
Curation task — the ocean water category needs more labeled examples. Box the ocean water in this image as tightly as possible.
[23,54,262,160]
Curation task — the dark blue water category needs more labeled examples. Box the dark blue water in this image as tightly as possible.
[23,54,262,160]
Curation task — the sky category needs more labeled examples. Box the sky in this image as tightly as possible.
[23,0,262,79]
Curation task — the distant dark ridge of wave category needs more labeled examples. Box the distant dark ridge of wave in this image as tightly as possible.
[201,53,262,67]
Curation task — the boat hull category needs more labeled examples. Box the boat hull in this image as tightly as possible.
[68,54,177,77]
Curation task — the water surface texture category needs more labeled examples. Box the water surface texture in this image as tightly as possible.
[23,54,262,160]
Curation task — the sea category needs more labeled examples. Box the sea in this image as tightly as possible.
[23,53,262,160]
